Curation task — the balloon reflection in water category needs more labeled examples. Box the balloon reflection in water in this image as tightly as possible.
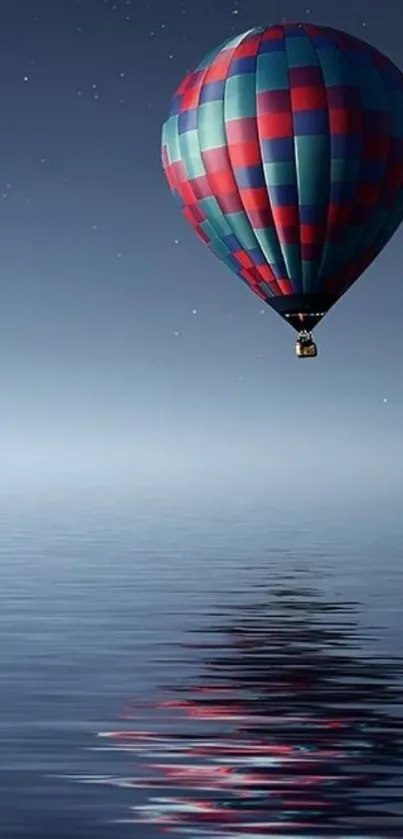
[95,585,403,835]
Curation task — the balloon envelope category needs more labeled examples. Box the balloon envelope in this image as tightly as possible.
[162,24,403,333]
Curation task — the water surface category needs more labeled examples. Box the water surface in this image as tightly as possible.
[0,481,402,837]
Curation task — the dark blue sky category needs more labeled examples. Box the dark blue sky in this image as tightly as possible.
[0,0,402,488]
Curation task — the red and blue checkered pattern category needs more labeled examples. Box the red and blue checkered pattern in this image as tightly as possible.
[162,23,403,315]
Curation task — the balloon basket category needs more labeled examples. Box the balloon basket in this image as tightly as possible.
[295,332,318,358]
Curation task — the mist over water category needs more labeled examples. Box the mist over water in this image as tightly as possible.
[0,476,402,837]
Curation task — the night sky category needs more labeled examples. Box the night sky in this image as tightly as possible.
[1,0,402,490]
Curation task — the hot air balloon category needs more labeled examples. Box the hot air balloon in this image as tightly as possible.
[161,23,403,357]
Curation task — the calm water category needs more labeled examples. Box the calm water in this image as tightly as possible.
[0,480,402,837]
